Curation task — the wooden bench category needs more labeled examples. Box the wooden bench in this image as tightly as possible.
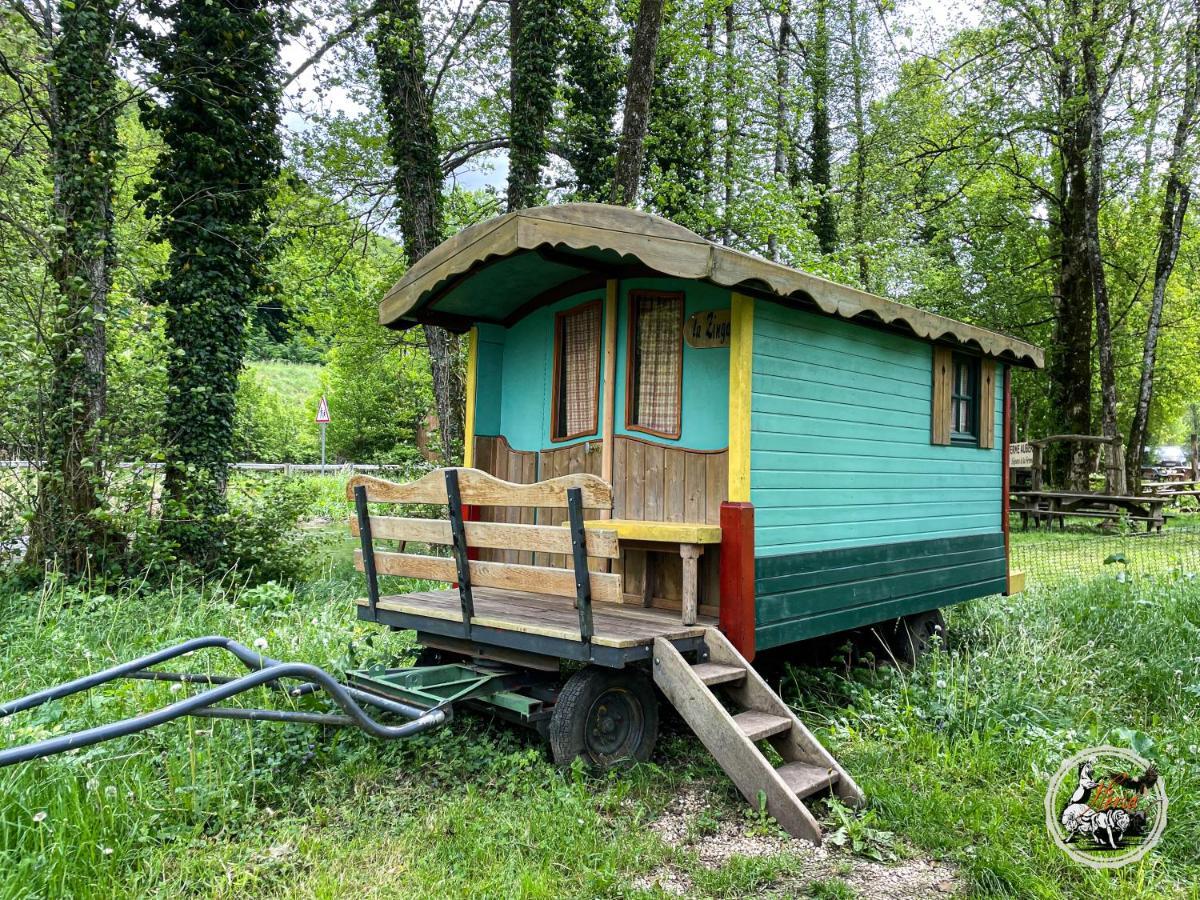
[1014,507,1168,532]
[347,467,620,643]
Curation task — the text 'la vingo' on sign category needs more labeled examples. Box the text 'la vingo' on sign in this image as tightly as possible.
[685,309,732,349]
[315,395,331,424]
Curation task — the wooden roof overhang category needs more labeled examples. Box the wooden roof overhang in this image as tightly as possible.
[380,203,1045,369]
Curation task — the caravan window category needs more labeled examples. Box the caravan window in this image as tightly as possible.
[551,301,602,441]
[626,291,684,440]
[950,353,979,444]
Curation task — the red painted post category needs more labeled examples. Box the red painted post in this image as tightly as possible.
[719,501,756,661]
[462,503,480,561]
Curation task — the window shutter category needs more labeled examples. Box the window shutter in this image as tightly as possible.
[979,359,996,450]
[931,346,952,445]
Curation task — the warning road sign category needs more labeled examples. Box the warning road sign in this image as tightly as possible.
[316,395,330,423]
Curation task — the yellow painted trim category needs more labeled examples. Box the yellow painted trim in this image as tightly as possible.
[600,279,619,488]
[463,326,478,467]
[581,518,723,544]
[1005,569,1025,596]
[728,292,754,502]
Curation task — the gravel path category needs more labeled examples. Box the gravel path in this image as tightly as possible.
[634,786,960,899]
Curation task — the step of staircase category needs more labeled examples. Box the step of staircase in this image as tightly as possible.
[734,710,792,741]
[777,762,839,800]
[652,627,865,844]
[691,662,745,686]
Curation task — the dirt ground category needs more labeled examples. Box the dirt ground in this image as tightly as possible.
[634,787,960,899]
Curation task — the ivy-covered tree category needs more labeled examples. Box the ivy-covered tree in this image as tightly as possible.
[507,0,558,210]
[611,0,665,205]
[805,0,837,254]
[139,0,286,563]
[372,0,464,462]
[561,0,621,200]
[17,0,123,575]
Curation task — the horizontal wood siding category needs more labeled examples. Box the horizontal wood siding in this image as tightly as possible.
[750,301,1004,553]
[754,533,1007,649]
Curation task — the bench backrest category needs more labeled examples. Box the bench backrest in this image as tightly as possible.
[347,467,618,641]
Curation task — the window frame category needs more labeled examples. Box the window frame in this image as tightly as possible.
[624,290,685,441]
[549,299,603,443]
[949,352,980,446]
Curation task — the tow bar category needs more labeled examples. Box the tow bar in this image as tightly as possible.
[0,636,448,768]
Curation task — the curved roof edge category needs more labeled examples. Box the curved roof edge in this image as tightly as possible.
[381,203,1044,369]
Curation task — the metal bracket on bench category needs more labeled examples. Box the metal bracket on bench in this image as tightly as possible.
[567,486,594,643]
[445,468,475,638]
[354,484,380,617]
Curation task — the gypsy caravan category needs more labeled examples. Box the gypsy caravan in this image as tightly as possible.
[341,203,1043,840]
[0,203,1043,846]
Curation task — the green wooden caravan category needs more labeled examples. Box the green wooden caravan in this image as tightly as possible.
[373,202,1043,662]
[336,202,1044,840]
[0,203,1047,845]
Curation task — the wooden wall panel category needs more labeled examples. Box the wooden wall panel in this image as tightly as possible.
[474,434,727,611]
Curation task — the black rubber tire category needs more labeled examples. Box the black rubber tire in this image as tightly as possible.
[886,609,947,666]
[549,666,658,768]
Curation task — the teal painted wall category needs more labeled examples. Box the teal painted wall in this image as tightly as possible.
[472,278,730,453]
[474,324,506,437]
[750,300,1005,555]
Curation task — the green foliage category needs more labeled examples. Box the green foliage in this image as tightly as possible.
[561,0,622,200]
[644,0,718,235]
[506,0,560,210]
[138,0,288,563]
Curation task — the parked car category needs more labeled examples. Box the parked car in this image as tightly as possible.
[1142,445,1191,482]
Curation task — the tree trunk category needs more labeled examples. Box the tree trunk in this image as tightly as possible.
[1082,1,1130,494]
[721,3,735,244]
[1048,53,1095,491]
[508,0,558,211]
[562,0,621,200]
[27,0,121,575]
[848,0,870,288]
[1127,2,1199,488]
[701,8,716,237]
[374,0,463,462]
[768,2,792,261]
[611,0,666,206]
[808,0,836,254]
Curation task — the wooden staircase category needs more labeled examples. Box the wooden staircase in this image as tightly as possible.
[652,628,865,843]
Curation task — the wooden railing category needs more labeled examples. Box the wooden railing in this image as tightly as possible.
[348,467,619,643]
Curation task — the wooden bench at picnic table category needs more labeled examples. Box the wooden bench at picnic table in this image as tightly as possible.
[1011,490,1170,532]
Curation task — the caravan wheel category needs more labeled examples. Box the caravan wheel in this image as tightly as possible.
[549,666,659,768]
[887,609,947,665]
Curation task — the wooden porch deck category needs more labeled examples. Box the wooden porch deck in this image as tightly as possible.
[359,587,715,649]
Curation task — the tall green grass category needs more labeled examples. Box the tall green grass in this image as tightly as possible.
[2,543,1199,896]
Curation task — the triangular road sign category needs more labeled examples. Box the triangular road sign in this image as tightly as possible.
[316,395,331,423]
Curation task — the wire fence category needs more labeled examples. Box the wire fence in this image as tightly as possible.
[1011,521,1200,586]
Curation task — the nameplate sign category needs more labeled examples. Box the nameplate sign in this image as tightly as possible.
[685,309,732,349]
[1009,442,1034,468]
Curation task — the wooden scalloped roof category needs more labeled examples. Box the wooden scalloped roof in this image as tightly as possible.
[380,203,1044,369]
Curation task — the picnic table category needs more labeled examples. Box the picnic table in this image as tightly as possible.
[1140,479,1200,501]
[1011,491,1169,532]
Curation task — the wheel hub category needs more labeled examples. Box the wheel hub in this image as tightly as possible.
[586,689,642,758]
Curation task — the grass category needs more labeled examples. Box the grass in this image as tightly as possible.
[2,480,1200,897]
